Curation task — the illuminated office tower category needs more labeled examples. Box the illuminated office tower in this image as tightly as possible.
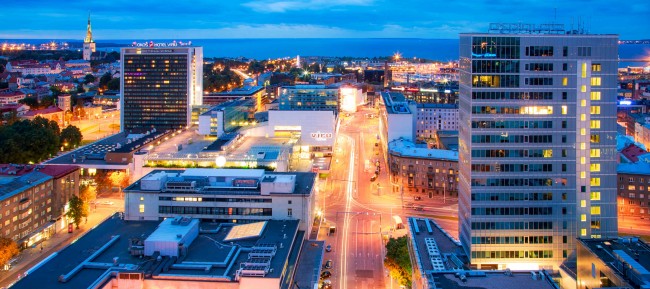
[120,46,203,131]
[458,23,618,270]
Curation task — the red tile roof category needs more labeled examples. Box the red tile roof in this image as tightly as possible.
[0,91,25,97]
[621,144,648,163]
[0,164,78,178]
[23,106,63,116]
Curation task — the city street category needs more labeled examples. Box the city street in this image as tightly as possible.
[71,110,120,142]
[318,105,459,289]
[0,195,123,289]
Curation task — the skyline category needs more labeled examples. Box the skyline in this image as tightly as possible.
[1,0,649,39]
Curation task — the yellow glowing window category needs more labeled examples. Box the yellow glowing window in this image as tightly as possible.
[561,105,568,115]
[591,178,601,186]
[590,91,601,100]
[590,192,601,200]
[581,99,587,107]
[590,149,601,158]
[580,171,586,179]
[562,77,568,86]
[592,64,601,72]
[580,114,586,121]
[163,80,170,84]
[581,228,587,236]
[590,120,601,129]
[580,128,586,135]
[543,149,553,158]
[581,85,587,92]
[590,106,600,115]
[520,106,553,115]
[581,63,587,78]
[580,143,586,150]
[590,77,601,86]
[590,163,600,172]
[581,214,587,222]
[590,206,601,215]
[139,204,145,213]
[580,157,586,164]
[581,200,587,207]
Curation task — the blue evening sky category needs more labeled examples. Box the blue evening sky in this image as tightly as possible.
[1,0,648,39]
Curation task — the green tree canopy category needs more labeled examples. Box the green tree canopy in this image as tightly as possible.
[60,125,83,148]
[384,236,412,287]
[66,195,88,229]
[107,77,120,91]
[99,72,113,89]
[0,116,60,163]
[83,74,96,84]
[18,97,38,108]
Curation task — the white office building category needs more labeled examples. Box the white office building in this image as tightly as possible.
[124,168,316,231]
[415,103,459,141]
[458,23,618,270]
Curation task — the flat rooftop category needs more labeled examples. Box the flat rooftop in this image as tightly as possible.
[46,132,131,166]
[12,215,304,289]
[292,240,325,289]
[380,92,411,114]
[581,237,650,280]
[205,86,264,96]
[436,272,557,289]
[408,217,464,273]
[389,139,458,161]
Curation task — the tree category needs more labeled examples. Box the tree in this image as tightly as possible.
[19,97,38,108]
[49,86,62,98]
[83,74,96,84]
[0,117,60,163]
[66,195,88,229]
[0,237,19,267]
[107,77,120,91]
[79,185,97,204]
[60,125,83,148]
[108,171,130,192]
[384,236,412,288]
[99,72,112,89]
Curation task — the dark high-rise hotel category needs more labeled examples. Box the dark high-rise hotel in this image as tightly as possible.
[120,46,203,132]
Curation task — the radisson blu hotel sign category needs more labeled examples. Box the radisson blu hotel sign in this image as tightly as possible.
[131,40,193,48]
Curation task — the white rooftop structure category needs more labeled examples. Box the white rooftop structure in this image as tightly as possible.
[224,221,268,242]
[181,168,266,178]
[144,217,200,257]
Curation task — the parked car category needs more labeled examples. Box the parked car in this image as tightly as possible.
[324,260,333,269]
[370,174,377,182]
[325,245,332,252]
[414,196,422,201]
[414,206,424,211]
[320,270,332,279]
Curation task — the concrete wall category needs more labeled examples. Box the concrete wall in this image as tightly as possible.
[267,110,336,147]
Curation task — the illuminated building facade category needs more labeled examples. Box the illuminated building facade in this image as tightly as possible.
[458,24,618,270]
[120,46,203,132]
[278,85,339,116]
[82,14,95,61]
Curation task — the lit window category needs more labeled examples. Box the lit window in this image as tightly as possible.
[590,206,601,215]
[543,149,553,158]
[590,77,601,86]
[581,214,587,222]
[592,64,601,72]
[590,120,601,129]
[562,77,568,86]
[580,114,586,121]
[590,91,601,100]
[581,85,587,92]
[590,106,600,115]
[140,197,144,201]
[590,149,601,158]
[629,185,637,190]
[591,178,601,186]
[580,157,586,164]
[590,192,601,200]
[581,228,587,236]
[581,171,586,179]
[581,99,587,107]
[580,142,586,150]
[581,200,587,207]
[590,163,600,172]
[139,204,145,213]
[561,105,568,115]
[581,63,587,78]
[581,128,586,135]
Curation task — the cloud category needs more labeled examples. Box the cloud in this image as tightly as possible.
[243,0,373,13]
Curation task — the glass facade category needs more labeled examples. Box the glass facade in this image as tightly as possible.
[459,33,618,270]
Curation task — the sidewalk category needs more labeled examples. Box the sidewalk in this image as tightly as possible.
[0,205,118,288]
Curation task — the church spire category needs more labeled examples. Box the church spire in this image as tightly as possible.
[84,13,93,43]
